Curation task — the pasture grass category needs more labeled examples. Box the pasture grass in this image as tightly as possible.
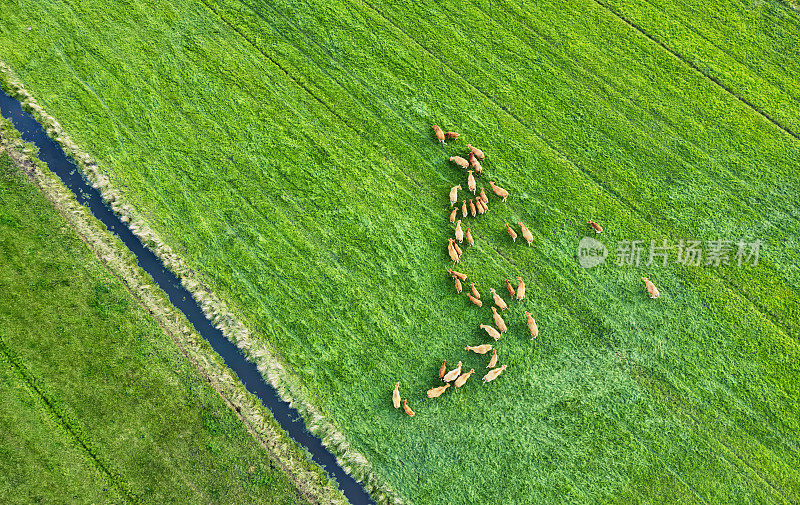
[0,145,310,503]
[1,0,798,502]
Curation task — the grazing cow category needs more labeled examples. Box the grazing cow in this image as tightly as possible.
[453,241,463,257]
[470,282,481,300]
[475,198,486,215]
[465,228,474,246]
[588,220,603,233]
[467,293,483,307]
[480,323,501,341]
[462,200,468,218]
[490,181,509,202]
[519,222,533,246]
[443,361,462,382]
[490,288,508,310]
[492,306,507,333]
[393,382,401,409]
[487,349,498,368]
[449,207,458,223]
[454,369,475,388]
[465,344,493,354]
[450,156,469,169]
[449,269,467,281]
[427,384,451,398]
[445,131,460,139]
[505,279,516,299]
[479,186,488,204]
[642,277,660,299]
[432,125,445,144]
[526,312,538,338]
[466,144,485,160]
[469,153,483,176]
[505,223,517,242]
[453,275,462,293]
[469,199,477,217]
[468,170,476,194]
[448,239,459,263]
[438,360,447,380]
[516,276,525,301]
[455,220,464,243]
[483,364,507,382]
[449,185,461,207]
[402,398,415,416]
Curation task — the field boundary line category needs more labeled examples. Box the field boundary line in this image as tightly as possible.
[590,0,800,143]
[0,336,135,502]
[0,69,351,505]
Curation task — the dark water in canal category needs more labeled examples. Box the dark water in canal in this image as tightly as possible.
[0,88,374,505]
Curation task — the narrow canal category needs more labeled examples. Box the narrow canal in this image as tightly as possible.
[0,88,374,505]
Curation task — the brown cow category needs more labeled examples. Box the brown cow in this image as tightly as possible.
[505,279,516,299]
[505,223,517,242]
[487,349,498,369]
[466,144,485,160]
[642,277,660,299]
[438,359,447,380]
[467,293,483,307]
[519,222,533,246]
[462,200,468,219]
[469,152,483,176]
[479,186,488,204]
[516,276,525,301]
[453,241,463,257]
[490,181,509,202]
[490,288,508,310]
[455,220,464,243]
[449,207,458,223]
[427,383,450,398]
[492,306,507,333]
[465,344,493,354]
[453,275,462,294]
[454,369,475,388]
[465,228,474,246]
[526,312,538,339]
[445,131,460,139]
[475,198,486,215]
[470,282,481,300]
[449,185,461,207]
[443,361,462,382]
[402,398,415,416]
[469,199,477,217]
[393,382,401,409]
[588,220,603,234]
[482,364,507,382]
[480,323,501,341]
[449,269,467,281]
[467,170,476,194]
[432,125,445,144]
[450,156,469,169]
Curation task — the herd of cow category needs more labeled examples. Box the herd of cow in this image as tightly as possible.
[391,125,542,417]
[391,125,661,416]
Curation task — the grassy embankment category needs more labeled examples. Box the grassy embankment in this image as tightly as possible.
[1,0,798,503]
[0,120,344,503]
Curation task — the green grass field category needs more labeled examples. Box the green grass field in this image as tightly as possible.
[1,0,798,503]
[0,134,317,503]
